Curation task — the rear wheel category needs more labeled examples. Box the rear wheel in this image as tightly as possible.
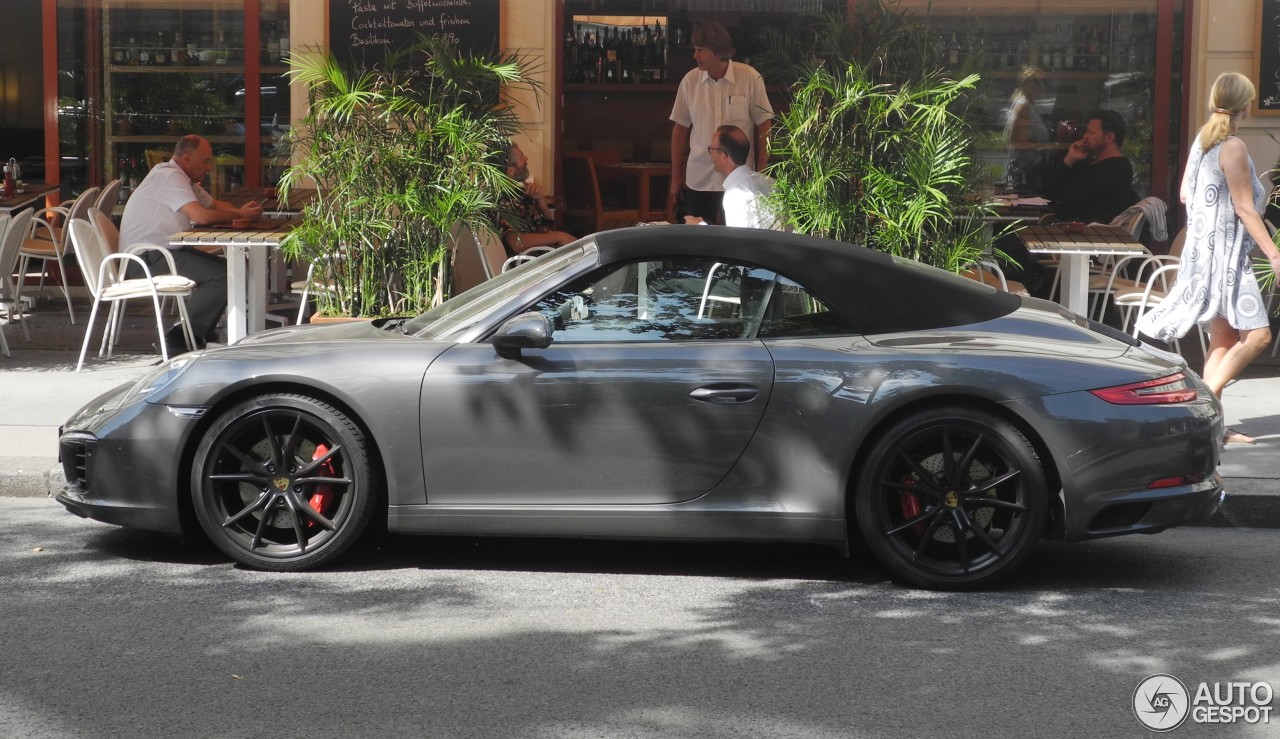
[191,394,378,571]
[854,406,1047,590]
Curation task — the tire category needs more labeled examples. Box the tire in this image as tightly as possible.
[854,406,1047,590]
[191,394,379,571]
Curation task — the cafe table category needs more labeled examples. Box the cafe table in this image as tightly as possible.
[1018,223,1146,316]
[168,213,302,344]
[595,162,671,222]
[0,182,61,214]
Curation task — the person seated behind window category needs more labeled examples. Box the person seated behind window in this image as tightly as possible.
[498,143,577,255]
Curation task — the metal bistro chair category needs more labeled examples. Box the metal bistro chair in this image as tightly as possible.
[0,209,36,355]
[68,220,196,371]
[1127,261,1206,358]
[16,186,100,324]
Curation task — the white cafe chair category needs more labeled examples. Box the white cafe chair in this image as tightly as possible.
[16,186,99,324]
[68,220,197,371]
[0,209,36,355]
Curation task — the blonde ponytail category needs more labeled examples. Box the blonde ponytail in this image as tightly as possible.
[1198,72,1255,151]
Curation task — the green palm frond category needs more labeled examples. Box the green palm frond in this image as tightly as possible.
[280,37,538,317]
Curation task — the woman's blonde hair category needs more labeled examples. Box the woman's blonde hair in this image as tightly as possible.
[1198,72,1255,151]
[1012,66,1046,100]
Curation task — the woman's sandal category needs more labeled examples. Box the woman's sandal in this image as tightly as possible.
[1223,428,1257,446]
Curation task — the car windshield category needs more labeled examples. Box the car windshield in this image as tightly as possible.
[402,241,594,340]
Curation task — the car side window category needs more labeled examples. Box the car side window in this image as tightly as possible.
[530,258,854,342]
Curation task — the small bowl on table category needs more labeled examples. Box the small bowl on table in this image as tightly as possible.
[231,218,252,229]
[1060,221,1087,233]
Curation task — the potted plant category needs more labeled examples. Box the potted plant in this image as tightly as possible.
[760,1,1000,272]
[278,37,538,319]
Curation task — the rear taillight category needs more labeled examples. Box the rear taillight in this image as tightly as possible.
[1089,372,1198,405]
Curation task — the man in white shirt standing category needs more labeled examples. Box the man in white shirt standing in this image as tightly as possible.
[120,134,262,349]
[686,125,779,230]
[667,22,773,225]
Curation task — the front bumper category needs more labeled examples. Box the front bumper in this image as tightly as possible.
[56,383,205,535]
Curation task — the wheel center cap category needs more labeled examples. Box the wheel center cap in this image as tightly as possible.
[944,491,960,508]
[273,476,290,492]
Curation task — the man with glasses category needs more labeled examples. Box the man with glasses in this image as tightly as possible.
[685,125,778,230]
[667,21,773,225]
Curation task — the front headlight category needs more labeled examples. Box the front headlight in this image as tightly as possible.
[122,352,202,404]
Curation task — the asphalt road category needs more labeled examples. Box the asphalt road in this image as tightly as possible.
[2,498,1278,739]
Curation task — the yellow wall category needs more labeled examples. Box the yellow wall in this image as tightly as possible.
[1189,0,1280,181]
[503,1,556,191]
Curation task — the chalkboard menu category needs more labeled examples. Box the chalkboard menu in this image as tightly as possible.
[329,0,501,68]
[1257,0,1280,112]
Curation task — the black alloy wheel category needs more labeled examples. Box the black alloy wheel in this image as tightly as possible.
[191,394,379,571]
[854,406,1047,590]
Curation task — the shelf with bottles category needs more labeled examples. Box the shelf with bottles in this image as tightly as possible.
[564,15,674,86]
[932,14,1156,79]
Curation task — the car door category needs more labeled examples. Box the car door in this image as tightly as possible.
[419,257,777,505]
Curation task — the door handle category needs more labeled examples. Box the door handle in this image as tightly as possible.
[689,384,759,403]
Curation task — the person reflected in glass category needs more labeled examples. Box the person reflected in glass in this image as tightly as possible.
[1003,66,1052,194]
[1136,72,1280,445]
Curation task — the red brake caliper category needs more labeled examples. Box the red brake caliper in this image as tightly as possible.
[307,444,335,527]
[899,475,924,533]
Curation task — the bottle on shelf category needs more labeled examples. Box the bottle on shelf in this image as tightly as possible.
[128,158,140,193]
[138,38,151,66]
[154,32,168,66]
[278,20,289,62]
[186,34,199,66]
[266,23,280,63]
[117,158,130,199]
[215,31,228,65]
[593,30,605,83]
[171,31,185,66]
[126,37,139,65]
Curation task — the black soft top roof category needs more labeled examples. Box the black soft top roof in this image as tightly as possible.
[591,226,1020,335]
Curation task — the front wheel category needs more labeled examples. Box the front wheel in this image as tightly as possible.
[191,394,379,571]
[854,406,1047,590]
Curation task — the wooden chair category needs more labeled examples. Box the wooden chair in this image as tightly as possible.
[562,150,640,235]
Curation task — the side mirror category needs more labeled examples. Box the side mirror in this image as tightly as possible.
[492,312,554,360]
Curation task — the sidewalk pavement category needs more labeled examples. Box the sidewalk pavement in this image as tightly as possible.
[2,301,1278,526]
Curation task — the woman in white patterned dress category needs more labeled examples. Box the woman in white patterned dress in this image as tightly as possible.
[1136,72,1280,444]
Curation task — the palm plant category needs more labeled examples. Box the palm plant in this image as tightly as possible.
[762,0,999,272]
[279,37,538,318]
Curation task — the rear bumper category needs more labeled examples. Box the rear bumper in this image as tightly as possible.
[1065,473,1224,541]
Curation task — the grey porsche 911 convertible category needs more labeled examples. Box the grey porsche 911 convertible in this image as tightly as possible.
[57,226,1223,589]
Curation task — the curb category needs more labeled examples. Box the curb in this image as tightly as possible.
[0,461,65,498]
[1206,478,1280,529]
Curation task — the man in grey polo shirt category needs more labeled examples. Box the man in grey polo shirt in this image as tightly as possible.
[120,134,262,349]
